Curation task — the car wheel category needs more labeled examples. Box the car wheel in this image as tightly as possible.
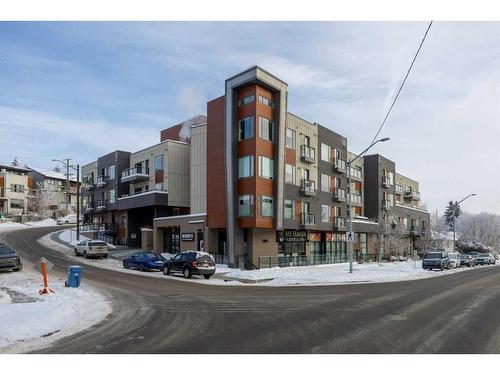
[123,260,129,269]
[440,265,444,271]
[183,266,192,279]
[83,251,88,259]
[140,264,146,272]
[65,221,69,224]
[203,274,212,280]
[13,263,23,272]
[103,255,108,259]
[163,266,171,276]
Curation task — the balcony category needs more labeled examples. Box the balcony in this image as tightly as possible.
[382,176,393,188]
[350,193,363,206]
[333,216,346,231]
[117,188,169,210]
[0,187,6,200]
[300,145,316,163]
[83,183,95,191]
[349,167,363,181]
[404,190,421,201]
[382,199,392,211]
[333,187,346,202]
[96,199,108,210]
[301,213,315,229]
[395,184,403,194]
[332,158,346,174]
[84,202,95,212]
[96,175,107,188]
[300,179,316,196]
[121,166,150,183]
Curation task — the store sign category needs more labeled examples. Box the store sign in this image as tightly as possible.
[308,231,321,242]
[181,233,195,242]
[276,229,308,243]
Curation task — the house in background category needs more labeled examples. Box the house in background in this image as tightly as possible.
[0,164,33,221]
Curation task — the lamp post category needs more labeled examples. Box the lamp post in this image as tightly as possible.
[347,137,390,273]
[52,159,81,241]
[452,193,476,252]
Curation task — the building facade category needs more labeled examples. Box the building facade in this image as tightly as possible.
[0,164,33,219]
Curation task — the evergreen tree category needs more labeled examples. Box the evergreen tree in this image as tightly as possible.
[444,201,462,231]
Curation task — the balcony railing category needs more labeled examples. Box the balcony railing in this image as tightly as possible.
[349,167,363,180]
[300,179,316,196]
[301,212,315,227]
[84,202,95,211]
[96,199,108,209]
[120,187,167,198]
[332,158,346,173]
[333,187,346,202]
[121,166,150,183]
[300,144,316,163]
[404,190,421,200]
[395,184,404,194]
[333,216,346,231]
[96,175,107,187]
[350,193,363,205]
[382,199,392,210]
[382,176,393,188]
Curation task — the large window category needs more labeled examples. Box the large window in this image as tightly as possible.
[10,199,24,209]
[258,156,274,179]
[321,174,330,192]
[238,195,254,217]
[155,155,164,171]
[284,199,295,220]
[259,117,273,142]
[238,95,255,107]
[108,165,116,180]
[285,163,295,184]
[258,95,273,107]
[259,195,273,217]
[286,128,296,149]
[109,189,116,204]
[10,184,24,193]
[321,143,331,162]
[238,155,254,178]
[321,205,331,223]
[239,116,254,140]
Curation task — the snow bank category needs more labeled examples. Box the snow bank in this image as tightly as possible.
[58,228,116,249]
[0,269,111,353]
[0,218,58,233]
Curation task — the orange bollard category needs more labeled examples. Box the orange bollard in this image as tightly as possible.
[39,260,54,295]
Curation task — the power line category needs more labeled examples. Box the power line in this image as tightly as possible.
[369,20,433,146]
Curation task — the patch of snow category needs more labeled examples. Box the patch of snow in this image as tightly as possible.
[58,229,115,249]
[0,268,111,353]
[25,218,58,227]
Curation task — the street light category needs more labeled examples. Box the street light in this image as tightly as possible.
[347,137,390,273]
[452,193,477,252]
[52,159,81,241]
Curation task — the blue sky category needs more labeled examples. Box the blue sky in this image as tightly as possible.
[0,22,499,214]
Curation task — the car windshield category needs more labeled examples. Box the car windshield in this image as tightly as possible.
[425,253,442,259]
[89,241,106,246]
[460,255,469,259]
[0,246,14,255]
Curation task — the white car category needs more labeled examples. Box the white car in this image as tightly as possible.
[447,252,461,268]
[56,215,80,225]
[74,239,109,259]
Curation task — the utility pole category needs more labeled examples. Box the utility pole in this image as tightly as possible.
[76,164,80,241]
[452,194,477,252]
[65,158,70,216]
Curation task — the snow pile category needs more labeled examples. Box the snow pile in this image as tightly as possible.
[24,218,57,227]
[220,260,496,286]
[0,269,111,353]
[58,229,115,249]
[0,222,27,231]
[0,218,58,233]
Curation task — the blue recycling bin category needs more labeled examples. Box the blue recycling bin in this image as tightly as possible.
[65,265,83,287]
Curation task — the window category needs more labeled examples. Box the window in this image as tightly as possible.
[238,195,254,217]
[286,128,296,149]
[107,165,116,180]
[258,156,274,179]
[155,155,164,171]
[155,183,163,191]
[10,184,24,193]
[259,117,273,142]
[259,195,273,217]
[239,116,254,140]
[109,189,116,204]
[238,95,255,107]
[284,199,295,220]
[321,205,331,223]
[321,174,330,192]
[10,199,24,209]
[238,155,254,178]
[258,95,273,107]
[285,164,295,184]
[321,143,331,162]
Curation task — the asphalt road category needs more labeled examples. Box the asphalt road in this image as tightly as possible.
[2,226,500,354]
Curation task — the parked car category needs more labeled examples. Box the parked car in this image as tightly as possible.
[57,215,81,225]
[122,251,166,271]
[74,239,109,259]
[0,243,23,272]
[473,252,495,266]
[422,252,450,270]
[447,252,461,268]
[163,251,216,279]
[459,254,475,267]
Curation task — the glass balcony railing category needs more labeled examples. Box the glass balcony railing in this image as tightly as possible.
[300,144,316,162]
[121,166,150,181]
[333,187,346,201]
[96,199,108,209]
[301,212,315,226]
[332,158,346,173]
[300,179,316,194]
[382,176,393,187]
[349,167,362,180]
[333,216,346,229]
[395,184,404,194]
[96,175,107,186]
[350,193,362,204]
[404,190,421,200]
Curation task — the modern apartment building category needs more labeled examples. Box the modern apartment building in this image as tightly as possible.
[27,167,78,218]
[0,164,34,219]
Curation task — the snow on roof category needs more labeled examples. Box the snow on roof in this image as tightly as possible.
[28,167,77,182]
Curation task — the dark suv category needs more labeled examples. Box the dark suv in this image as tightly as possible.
[0,243,23,272]
[163,251,216,279]
[422,251,450,271]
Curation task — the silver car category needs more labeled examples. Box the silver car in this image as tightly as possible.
[74,239,109,259]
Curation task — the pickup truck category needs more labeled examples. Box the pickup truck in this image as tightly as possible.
[422,252,450,271]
